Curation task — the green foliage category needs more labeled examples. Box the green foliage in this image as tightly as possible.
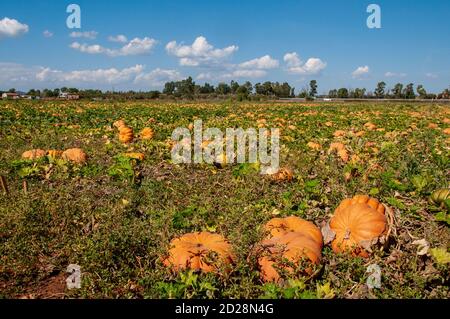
[1,100,449,299]
[108,155,137,182]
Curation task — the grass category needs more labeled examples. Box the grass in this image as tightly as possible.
[0,100,449,299]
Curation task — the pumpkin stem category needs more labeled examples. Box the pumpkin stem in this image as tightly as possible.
[344,229,351,240]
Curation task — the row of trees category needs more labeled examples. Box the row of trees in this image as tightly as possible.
[162,77,295,100]
[2,79,449,100]
[327,82,449,99]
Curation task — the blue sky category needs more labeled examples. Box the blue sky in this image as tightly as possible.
[0,0,449,93]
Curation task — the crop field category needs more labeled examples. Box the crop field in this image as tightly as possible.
[0,100,449,299]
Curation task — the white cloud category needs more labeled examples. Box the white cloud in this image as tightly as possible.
[283,52,302,67]
[108,34,128,43]
[352,65,370,79]
[426,72,438,79]
[385,71,406,78]
[283,52,327,75]
[224,70,267,78]
[69,31,98,39]
[238,55,279,69]
[70,37,157,57]
[0,62,39,85]
[166,36,238,66]
[0,62,183,90]
[196,73,214,81]
[36,65,144,84]
[117,37,156,56]
[134,68,183,87]
[43,30,53,38]
[70,42,105,54]
[0,17,29,38]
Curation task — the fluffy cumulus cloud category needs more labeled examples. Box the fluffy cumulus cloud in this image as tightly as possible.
[352,65,370,79]
[238,55,279,69]
[385,71,407,78]
[134,68,183,87]
[166,36,238,66]
[426,72,438,79]
[69,31,98,39]
[0,17,29,38]
[283,52,326,75]
[70,37,157,57]
[108,34,128,43]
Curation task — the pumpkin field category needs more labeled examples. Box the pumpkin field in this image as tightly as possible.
[0,100,449,299]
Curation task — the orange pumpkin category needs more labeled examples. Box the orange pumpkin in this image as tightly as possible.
[163,232,234,273]
[270,167,293,182]
[22,149,47,160]
[307,142,321,150]
[119,126,134,144]
[264,216,323,247]
[140,127,154,140]
[333,130,346,137]
[47,150,63,158]
[258,232,322,282]
[364,122,377,131]
[328,142,349,162]
[324,195,392,257]
[62,148,87,164]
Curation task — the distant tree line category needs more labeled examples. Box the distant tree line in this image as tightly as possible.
[327,81,449,100]
[162,77,295,100]
[2,78,449,100]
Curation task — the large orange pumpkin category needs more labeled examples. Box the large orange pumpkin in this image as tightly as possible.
[119,126,134,144]
[323,195,393,257]
[163,232,234,273]
[22,149,47,160]
[62,148,87,164]
[257,232,322,282]
[264,216,323,247]
[140,127,154,140]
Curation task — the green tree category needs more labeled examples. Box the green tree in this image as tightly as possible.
[352,88,366,98]
[374,81,386,98]
[216,83,231,95]
[230,80,240,94]
[392,83,403,98]
[176,77,196,99]
[328,89,338,98]
[403,83,415,99]
[309,80,317,97]
[199,83,215,94]
[416,85,427,98]
[163,81,176,95]
[337,88,349,98]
